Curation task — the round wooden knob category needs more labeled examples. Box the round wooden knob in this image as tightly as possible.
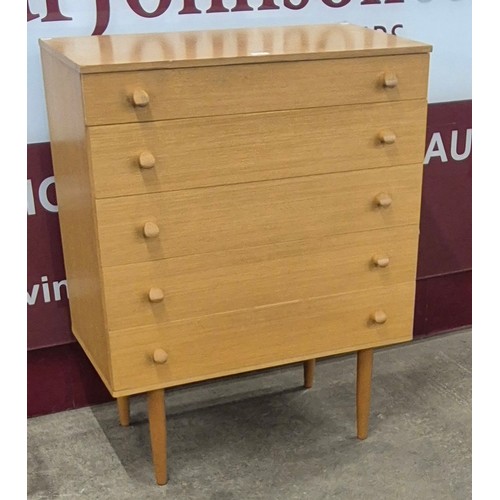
[382,72,398,88]
[374,193,392,208]
[378,130,397,145]
[370,310,387,325]
[138,151,155,169]
[372,256,390,268]
[143,221,160,239]
[131,89,150,107]
[148,287,164,303]
[152,349,168,364]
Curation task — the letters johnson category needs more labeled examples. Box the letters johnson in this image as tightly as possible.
[28,0,405,36]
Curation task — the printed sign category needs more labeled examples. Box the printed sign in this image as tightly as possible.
[418,100,472,278]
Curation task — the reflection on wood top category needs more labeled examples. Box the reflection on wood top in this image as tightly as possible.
[39,23,432,74]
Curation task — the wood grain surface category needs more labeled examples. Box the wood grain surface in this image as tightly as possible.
[102,225,419,330]
[39,24,431,74]
[40,49,112,389]
[88,100,427,198]
[95,164,423,267]
[108,282,415,395]
[81,54,429,125]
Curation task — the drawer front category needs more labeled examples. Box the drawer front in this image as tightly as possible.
[82,54,429,126]
[102,226,418,330]
[108,282,415,394]
[88,100,427,198]
[96,164,423,267]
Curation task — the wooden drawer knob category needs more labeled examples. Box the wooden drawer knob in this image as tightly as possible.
[370,310,387,325]
[374,192,392,208]
[152,349,168,364]
[149,287,164,303]
[382,72,398,88]
[131,89,150,107]
[378,130,397,145]
[138,151,155,169]
[143,221,160,239]
[372,255,390,268]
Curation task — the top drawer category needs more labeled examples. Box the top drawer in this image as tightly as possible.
[81,54,429,125]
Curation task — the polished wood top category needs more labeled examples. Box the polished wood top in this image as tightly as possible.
[39,23,432,74]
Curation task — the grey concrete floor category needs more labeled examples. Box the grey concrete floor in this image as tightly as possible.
[28,328,471,500]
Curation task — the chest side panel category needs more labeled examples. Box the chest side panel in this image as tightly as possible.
[40,49,112,390]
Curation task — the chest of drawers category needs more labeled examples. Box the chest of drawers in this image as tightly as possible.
[40,24,431,485]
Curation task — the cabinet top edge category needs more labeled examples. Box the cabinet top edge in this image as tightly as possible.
[39,23,432,74]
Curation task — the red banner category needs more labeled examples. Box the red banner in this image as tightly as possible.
[418,100,472,278]
[27,143,72,349]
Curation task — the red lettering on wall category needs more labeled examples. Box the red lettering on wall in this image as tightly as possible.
[27,2,40,21]
[179,0,202,14]
[27,0,72,22]
[42,0,72,22]
[207,0,230,13]
[322,0,351,7]
[127,0,172,17]
[28,0,409,35]
[284,0,309,10]
[92,0,110,36]
[231,0,253,12]
[258,0,280,10]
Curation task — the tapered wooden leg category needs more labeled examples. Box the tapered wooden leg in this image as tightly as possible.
[116,397,130,427]
[147,389,167,485]
[303,359,316,388]
[356,348,374,440]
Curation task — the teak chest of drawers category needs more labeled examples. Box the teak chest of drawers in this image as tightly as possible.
[40,24,431,485]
